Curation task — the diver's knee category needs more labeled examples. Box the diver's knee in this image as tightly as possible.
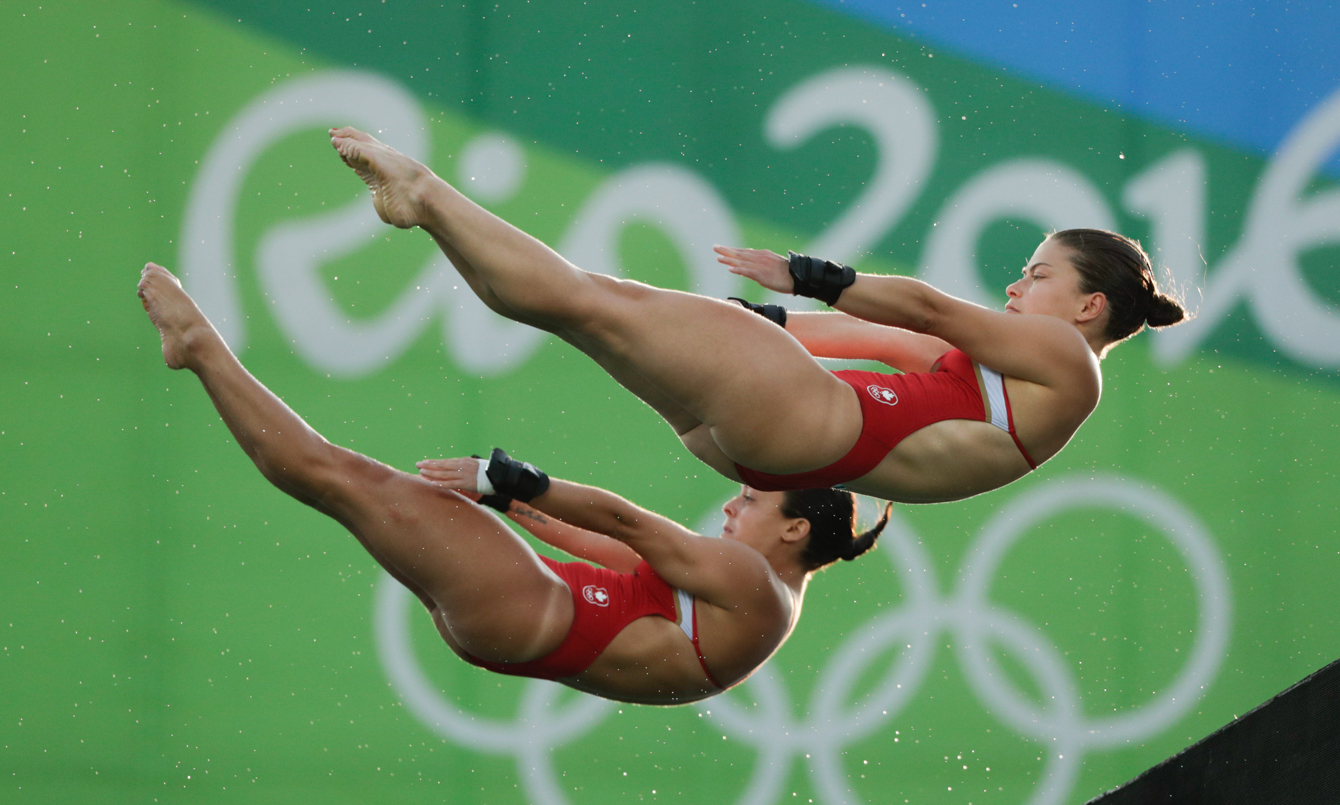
[565,276,664,340]
[300,447,398,514]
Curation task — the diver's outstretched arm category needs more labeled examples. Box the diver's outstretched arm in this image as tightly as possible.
[716,246,953,372]
[504,500,644,573]
[783,311,952,373]
[527,478,780,612]
[418,456,772,609]
[718,243,1097,389]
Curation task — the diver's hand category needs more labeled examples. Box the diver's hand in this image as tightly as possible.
[714,245,794,294]
[415,457,482,492]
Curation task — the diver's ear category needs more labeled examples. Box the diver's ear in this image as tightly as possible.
[781,517,810,545]
[1076,291,1106,325]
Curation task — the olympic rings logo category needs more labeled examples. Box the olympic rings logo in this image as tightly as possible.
[374,473,1231,805]
[866,385,899,405]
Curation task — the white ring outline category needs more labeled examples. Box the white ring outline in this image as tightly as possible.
[955,475,1232,749]
[375,473,1230,805]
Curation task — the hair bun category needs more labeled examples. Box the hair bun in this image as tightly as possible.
[1145,292,1187,328]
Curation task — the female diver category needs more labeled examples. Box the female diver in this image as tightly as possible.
[329,127,1187,503]
[137,262,885,704]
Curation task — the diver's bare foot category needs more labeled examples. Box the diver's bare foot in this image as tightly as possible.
[330,126,437,229]
[137,263,216,371]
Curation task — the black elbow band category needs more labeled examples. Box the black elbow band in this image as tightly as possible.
[477,492,514,513]
[485,447,551,502]
[787,251,855,306]
[726,297,787,328]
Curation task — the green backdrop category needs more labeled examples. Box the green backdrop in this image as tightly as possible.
[4,1,1340,803]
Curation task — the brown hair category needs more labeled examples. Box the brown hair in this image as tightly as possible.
[1048,228,1187,346]
[783,488,889,572]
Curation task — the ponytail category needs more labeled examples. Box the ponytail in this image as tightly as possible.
[842,508,888,561]
[783,488,889,571]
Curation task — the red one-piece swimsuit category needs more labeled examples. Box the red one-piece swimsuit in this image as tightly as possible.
[735,349,1037,491]
[462,557,722,689]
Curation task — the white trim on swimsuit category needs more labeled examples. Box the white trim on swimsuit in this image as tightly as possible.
[977,363,1011,434]
[675,589,696,641]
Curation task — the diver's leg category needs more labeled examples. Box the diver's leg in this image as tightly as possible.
[331,129,860,474]
[137,263,571,662]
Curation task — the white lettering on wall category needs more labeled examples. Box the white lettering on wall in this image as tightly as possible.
[1122,149,1208,364]
[766,67,938,267]
[919,159,1116,310]
[180,71,431,361]
[183,71,1340,376]
[1147,87,1340,366]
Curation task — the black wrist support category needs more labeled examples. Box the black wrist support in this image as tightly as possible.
[787,251,855,306]
[727,297,787,328]
[469,453,513,512]
[484,447,551,502]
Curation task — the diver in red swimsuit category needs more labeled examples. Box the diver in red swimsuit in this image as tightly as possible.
[137,262,886,705]
[331,126,1188,504]
[732,341,1036,492]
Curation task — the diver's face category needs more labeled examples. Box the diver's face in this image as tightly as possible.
[721,487,791,548]
[1005,239,1088,321]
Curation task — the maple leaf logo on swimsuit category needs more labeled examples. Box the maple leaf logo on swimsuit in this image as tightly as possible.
[582,585,611,607]
[866,384,899,405]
